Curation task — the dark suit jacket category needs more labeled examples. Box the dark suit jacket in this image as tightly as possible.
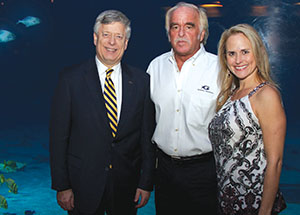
[49,59,155,213]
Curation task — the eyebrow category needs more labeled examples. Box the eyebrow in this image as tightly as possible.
[170,22,196,28]
[102,31,124,36]
[170,23,177,28]
[227,48,250,52]
[186,22,195,27]
[226,50,250,56]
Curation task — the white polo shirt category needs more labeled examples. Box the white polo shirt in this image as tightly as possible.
[147,44,220,157]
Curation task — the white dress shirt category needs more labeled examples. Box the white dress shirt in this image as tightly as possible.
[147,44,220,156]
[95,56,122,122]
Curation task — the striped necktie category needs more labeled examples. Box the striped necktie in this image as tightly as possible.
[104,68,118,138]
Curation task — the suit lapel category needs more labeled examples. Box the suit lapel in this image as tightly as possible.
[117,63,135,133]
[83,59,111,133]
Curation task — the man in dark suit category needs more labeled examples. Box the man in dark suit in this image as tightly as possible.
[49,10,155,215]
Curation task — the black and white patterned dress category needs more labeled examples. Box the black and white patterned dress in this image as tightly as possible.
[208,83,268,214]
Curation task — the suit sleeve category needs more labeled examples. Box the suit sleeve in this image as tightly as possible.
[49,71,72,191]
[138,74,156,191]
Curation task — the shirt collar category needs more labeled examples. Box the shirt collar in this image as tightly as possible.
[95,55,121,76]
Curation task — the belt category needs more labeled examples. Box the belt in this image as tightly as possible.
[156,147,213,164]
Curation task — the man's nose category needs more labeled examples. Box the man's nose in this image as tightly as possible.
[108,35,116,45]
[178,27,185,37]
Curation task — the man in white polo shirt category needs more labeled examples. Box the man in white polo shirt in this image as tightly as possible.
[147,2,220,215]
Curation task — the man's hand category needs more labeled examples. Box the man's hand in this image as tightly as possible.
[57,189,74,211]
[134,188,151,208]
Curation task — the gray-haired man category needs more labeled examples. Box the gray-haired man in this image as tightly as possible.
[147,2,219,215]
[50,9,155,215]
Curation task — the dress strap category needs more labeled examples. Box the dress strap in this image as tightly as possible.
[248,82,268,97]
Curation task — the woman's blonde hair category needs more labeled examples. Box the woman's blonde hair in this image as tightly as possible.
[216,23,276,111]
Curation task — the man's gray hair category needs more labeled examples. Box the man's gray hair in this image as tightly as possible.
[165,2,209,45]
[93,10,131,40]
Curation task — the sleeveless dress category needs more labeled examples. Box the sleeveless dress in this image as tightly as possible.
[208,82,269,214]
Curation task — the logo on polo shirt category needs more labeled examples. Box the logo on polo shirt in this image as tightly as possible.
[197,85,213,94]
[202,85,210,91]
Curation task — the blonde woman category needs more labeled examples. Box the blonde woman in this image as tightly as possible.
[208,24,286,215]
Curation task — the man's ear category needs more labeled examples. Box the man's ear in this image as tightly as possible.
[93,33,98,46]
[124,39,129,50]
[199,30,205,42]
